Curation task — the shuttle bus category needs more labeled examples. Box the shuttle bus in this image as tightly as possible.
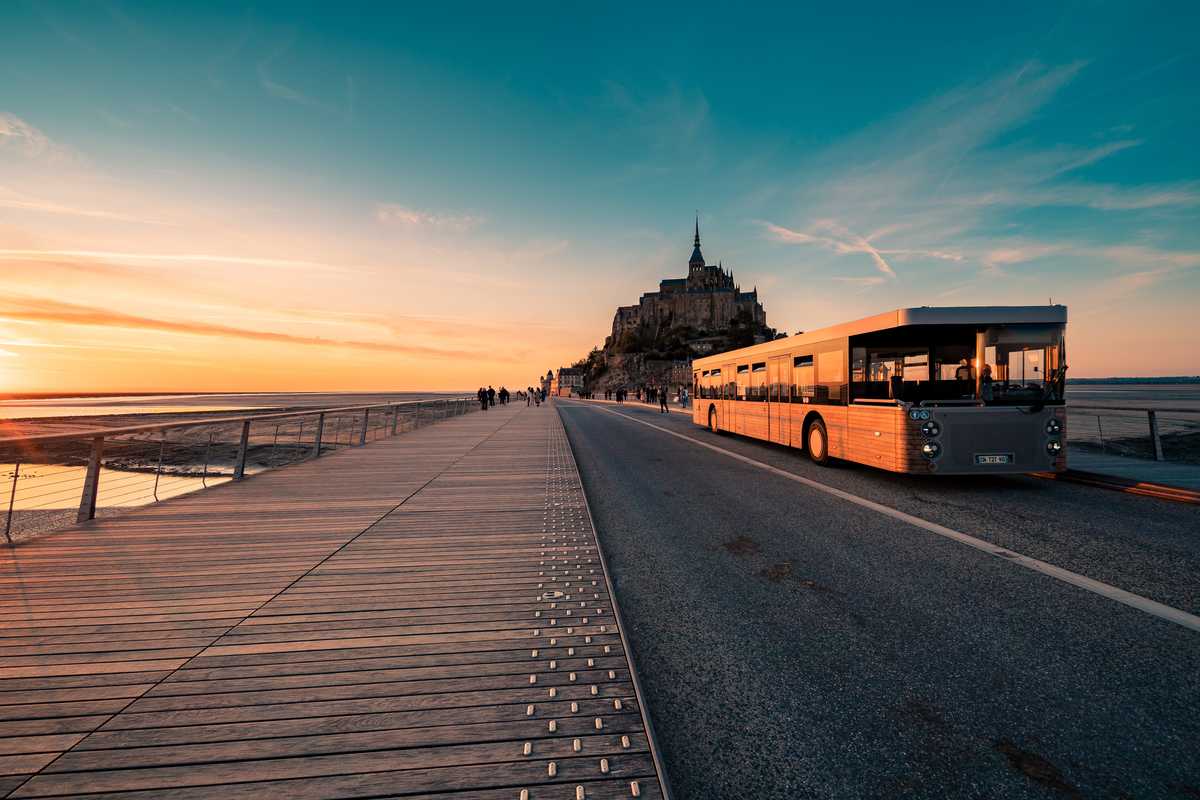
[692,306,1067,474]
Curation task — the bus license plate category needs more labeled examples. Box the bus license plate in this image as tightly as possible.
[975,454,1012,465]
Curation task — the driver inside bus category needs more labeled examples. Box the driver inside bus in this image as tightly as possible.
[954,358,975,396]
[980,363,994,402]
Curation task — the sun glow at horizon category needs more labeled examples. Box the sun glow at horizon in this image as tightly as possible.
[2,4,1198,391]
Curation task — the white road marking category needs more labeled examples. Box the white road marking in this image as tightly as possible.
[569,401,1200,634]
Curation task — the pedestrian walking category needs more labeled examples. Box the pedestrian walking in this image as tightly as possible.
[487,386,496,407]
[478,386,488,411]
[660,387,669,413]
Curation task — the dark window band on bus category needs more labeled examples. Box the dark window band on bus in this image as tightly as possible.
[794,355,813,367]
[749,362,767,400]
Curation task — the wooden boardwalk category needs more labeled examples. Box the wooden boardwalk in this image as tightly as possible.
[0,404,665,799]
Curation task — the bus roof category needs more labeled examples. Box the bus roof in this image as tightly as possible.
[693,305,1067,369]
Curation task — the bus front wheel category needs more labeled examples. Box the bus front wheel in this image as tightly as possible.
[806,419,829,465]
[708,406,720,434]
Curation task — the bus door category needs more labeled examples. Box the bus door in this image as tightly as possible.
[768,356,790,445]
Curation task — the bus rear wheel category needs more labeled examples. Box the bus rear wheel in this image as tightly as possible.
[806,419,829,465]
[708,406,720,434]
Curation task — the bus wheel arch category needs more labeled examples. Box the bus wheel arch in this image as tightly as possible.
[802,412,829,465]
[707,404,720,433]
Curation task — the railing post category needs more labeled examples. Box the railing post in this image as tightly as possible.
[391,404,399,435]
[152,437,165,501]
[313,413,325,458]
[1148,410,1164,461]
[4,462,19,544]
[359,409,370,445]
[77,436,104,523]
[201,434,213,488]
[234,420,252,479]
[416,401,423,427]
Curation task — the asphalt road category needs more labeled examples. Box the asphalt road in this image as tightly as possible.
[557,399,1200,800]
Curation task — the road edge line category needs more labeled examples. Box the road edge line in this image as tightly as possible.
[553,402,675,800]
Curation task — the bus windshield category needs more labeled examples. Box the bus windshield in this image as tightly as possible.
[850,323,1065,406]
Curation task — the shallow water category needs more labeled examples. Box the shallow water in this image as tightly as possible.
[1,462,228,511]
[1065,384,1200,411]
[0,404,265,420]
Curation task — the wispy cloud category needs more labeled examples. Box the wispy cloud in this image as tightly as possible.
[1098,245,1200,270]
[257,37,336,113]
[759,220,897,278]
[980,244,1065,275]
[758,61,1198,288]
[375,203,485,232]
[97,109,135,129]
[0,187,168,224]
[831,276,887,287]
[0,249,358,273]
[259,70,330,111]
[0,295,494,360]
[0,113,75,163]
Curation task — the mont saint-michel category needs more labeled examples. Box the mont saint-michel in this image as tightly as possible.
[608,220,769,352]
[567,221,776,395]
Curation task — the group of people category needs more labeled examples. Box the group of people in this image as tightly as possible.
[476,384,552,411]
[525,386,547,406]
[476,382,690,412]
[476,385,516,410]
[602,385,688,413]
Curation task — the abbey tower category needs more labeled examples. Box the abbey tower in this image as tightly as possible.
[608,219,768,346]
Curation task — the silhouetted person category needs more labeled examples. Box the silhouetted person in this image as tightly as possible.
[478,387,488,411]
[487,386,496,407]
[659,387,669,413]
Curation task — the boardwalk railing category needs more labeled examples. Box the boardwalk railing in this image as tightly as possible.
[1067,405,1200,464]
[1,397,476,544]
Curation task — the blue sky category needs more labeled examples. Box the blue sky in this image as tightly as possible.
[1,1,1198,389]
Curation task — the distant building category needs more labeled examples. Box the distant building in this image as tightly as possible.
[555,367,584,397]
[609,219,767,345]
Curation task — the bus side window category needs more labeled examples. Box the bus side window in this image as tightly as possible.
[751,362,767,401]
[736,365,750,401]
[793,355,814,402]
[817,349,845,403]
[709,369,721,400]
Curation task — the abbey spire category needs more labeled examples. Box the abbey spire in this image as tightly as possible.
[689,216,704,268]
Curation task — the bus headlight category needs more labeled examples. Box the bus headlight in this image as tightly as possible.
[921,421,940,437]
[1045,419,1062,435]
[919,409,931,420]
[922,442,941,459]
[1046,440,1062,454]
